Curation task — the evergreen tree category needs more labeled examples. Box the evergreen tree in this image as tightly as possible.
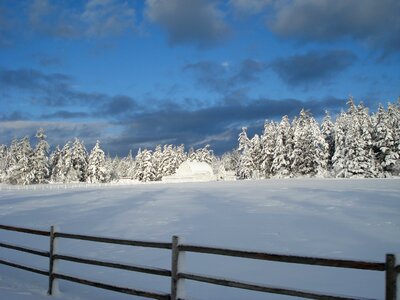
[321,111,335,169]
[195,144,213,164]
[221,149,240,172]
[31,128,50,184]
[291,110,328,176]
[260,121,277,178]
[334,99,379,178]
[152,145,163,181]
[0,144,7,182]
[7,137,34,185]
[52,142,74,182]
[160,145,176,177]
[117,150,134,178]
[271,116,292,178]
[250,134,262,178]
[87,140,110,183]
[70,138,88,182]
[237,127,254,179]
[134,148,155,182]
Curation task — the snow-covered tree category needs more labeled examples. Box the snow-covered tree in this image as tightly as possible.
[134,148,155,182]
[152,145,163,181]
[221,149,240,172]
[0,145,8,182]
[195,145,213,164]
[7,137,34,185]
[290,110,328,177]
[117,150,134,178]
[271,116,292,178]
[260,121,277,178]
[160,145,177,177]
[51,142,74,182]
[87,140,110,183]
[334,99,379,178]
[250,134,262,178]
[321,111,335,169]
[50,146,62,182]
[237,127,254,179]
[71,138,88,182]
[31,129,50,184]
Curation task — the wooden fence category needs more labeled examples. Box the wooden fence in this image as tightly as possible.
[0,224,398,300]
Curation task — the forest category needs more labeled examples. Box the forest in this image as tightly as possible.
[0,97,399,185]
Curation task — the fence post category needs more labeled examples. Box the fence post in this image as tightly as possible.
[386,254,397,300]
[48,225,56,295]
[171,236,180,300]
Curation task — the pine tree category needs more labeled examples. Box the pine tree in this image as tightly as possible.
[152,145,163,181]
[49,146,61,182]
[260,121,277,178]
[0,145,7,182]
[141,149,155,182]
[31,128,50,184]
[271,116,292,178]
[7,136,34,185]
[384,102,400,175]
[87,140,110,183]
[196,145,213,164]
[334,99,379,178]
[291,110,328,177]
[117,150,134,178]
[221,149,240,172]
[321,111,335,169]
[71,138,88,182]
[134,148,155,182]
[52,142,74,182]
[237,127,254,179]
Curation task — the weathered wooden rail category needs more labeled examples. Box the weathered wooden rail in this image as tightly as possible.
[0,224,398,300]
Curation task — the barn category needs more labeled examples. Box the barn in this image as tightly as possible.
[162,160,216,182]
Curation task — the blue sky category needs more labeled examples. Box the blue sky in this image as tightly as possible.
[0,0,399,155]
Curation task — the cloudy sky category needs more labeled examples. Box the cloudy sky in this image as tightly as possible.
[0,0,399,155]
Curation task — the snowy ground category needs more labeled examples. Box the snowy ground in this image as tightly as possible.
[0,179,399,300]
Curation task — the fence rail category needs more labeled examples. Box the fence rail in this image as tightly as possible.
[0,224,398,300]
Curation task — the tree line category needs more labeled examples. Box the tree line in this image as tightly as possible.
[236,97,400,179]
[0,97,399,185]
[0,131,214,184]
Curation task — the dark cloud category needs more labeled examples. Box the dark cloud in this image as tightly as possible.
[271,50,357,86]
[145,0,230,47]
[269,0,400,56]
[233,59,268,84]
[183,59,268,94]
[0,67,138,111]
[0,95,348,155]
[108,96,346,154]
[40,111,90,120]
[0,67,104,106]
[0,111,28,121]
[229,0,271,16]
[98,95,138,116]
[0,120,110,151]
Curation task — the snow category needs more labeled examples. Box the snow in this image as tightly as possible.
[0,178,399,300]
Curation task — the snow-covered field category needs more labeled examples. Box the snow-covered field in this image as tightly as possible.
[0,179,399,300]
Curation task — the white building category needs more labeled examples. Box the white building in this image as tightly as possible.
[162,160,216,183]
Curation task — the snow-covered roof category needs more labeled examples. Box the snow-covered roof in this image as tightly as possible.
[175,160,214,176]
[162,160,215,182]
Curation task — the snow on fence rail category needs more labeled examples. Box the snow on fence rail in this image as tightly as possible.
[0,224,398,300]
